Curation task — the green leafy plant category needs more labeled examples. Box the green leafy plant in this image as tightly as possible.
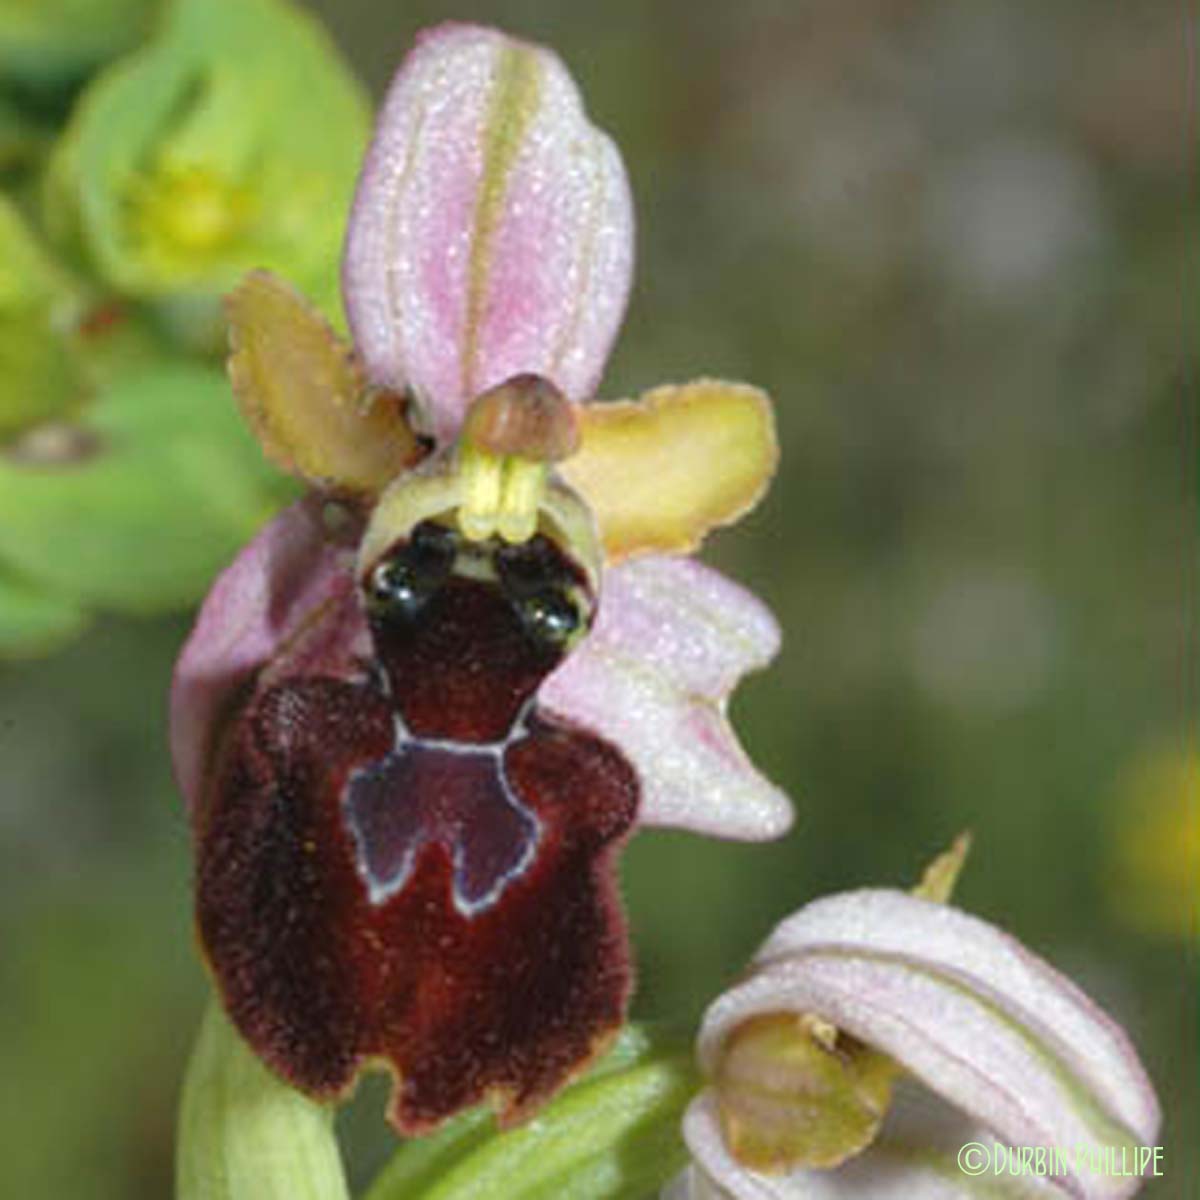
[0,0,366,656]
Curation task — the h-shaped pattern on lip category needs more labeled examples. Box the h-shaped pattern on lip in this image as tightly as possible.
[344,737,541,915]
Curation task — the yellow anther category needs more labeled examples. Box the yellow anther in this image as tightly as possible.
[457,441,505,541]
[457,442,549,544]
[497,457,548,543]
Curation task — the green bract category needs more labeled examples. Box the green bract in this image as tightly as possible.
[366,1027,698,1200]
[0,0,157,90]
[44,0,368,344]
[0,362,294,612]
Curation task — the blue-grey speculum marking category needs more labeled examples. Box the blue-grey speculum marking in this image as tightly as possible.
[344,736,541,916]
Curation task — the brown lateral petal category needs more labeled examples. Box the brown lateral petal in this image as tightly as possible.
[227,270,424,496]
[558,380,778,561]
[196,675,638,1132]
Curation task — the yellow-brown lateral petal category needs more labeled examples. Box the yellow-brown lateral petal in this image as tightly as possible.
[715,1013,897,1173]
[227,270,423,495]
[559,380,778,561]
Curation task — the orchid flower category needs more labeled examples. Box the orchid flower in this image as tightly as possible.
[668,839,1162,1200]
[170,23,788,1136]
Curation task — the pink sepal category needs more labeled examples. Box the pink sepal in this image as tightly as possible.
[342,23,634,444]
[169,502,357,811]
[541,555,791,841]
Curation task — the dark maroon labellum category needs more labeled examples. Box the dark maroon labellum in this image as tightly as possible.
[195,521,638,1131]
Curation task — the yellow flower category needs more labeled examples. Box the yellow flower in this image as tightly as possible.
[1110,742,1199,938]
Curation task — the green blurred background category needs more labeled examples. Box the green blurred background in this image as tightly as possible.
[1,0,1193,1196]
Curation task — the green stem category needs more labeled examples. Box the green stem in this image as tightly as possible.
[175,996,350,1200]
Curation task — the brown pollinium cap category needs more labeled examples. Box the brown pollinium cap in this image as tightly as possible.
[462,374,581,463]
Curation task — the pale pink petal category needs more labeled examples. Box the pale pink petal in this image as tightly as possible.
[694,890,1160,1200]
[169,502,358,811]
[540,555,791,840]
[675,1084,1063,1199]
[663,1153,736,1200]
[342,23,634,444]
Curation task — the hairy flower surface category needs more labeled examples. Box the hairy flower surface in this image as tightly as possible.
[172,24,789,1134]
[668,844,1161,1200]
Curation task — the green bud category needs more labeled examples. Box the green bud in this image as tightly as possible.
[365,1025,699,1200]
[0,361,295,612]
[177,997,350,1200]
[0,0,157,91]
[44,0,368,346]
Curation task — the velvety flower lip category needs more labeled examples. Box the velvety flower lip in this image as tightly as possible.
[672,886,1161,1200]
[342,22,635,444]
